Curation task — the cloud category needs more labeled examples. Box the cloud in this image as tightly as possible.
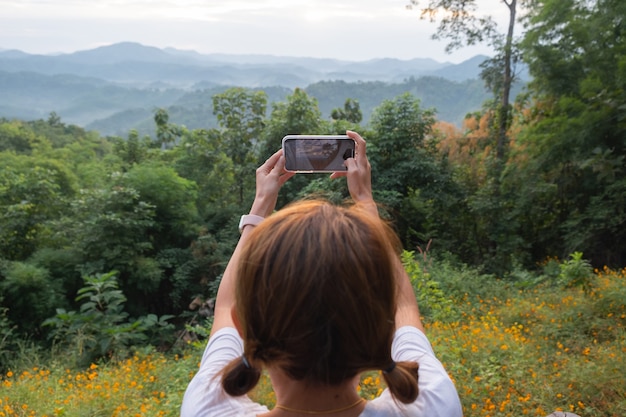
[0,0,496,61]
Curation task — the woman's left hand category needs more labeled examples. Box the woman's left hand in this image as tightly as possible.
[250,149,295,217]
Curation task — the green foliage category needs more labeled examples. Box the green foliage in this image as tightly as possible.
[213,88,268,204]
[28,248,84,310]
[558,252,595,292]
[154,107,183,148]
[259,88,331,207]
[44,272,174,366]
[0,120,49,154]
[331,98,363,123]
[172,127,235,214]
[0,301,18,371]
[121,162,199,249]
[516,0,626,266]
[0,154,76,260]
[72,186,156,273]
[368,93,440,211]
[402,250,456,322]
[305,77,492,127]
[1,10,626,366]
[0,261,63,337]
[111,129,153,167]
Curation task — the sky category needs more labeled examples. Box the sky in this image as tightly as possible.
[0,0,507,63]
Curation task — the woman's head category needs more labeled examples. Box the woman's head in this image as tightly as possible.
[222,200,418,402]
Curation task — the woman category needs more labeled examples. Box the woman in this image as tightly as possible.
[181,131,462,416]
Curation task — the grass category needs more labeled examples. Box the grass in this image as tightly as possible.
[1,263,625,416]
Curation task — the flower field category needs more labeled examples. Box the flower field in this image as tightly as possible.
[1,265,625,416]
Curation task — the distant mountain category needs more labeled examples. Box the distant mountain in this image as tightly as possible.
[436,55,490,82]
[0,49,31,59]
[0,42,505,88]
[64,42,177,64]
[0,42,529,135]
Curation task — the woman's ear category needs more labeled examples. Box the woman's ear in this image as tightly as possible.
[231,306,243,337]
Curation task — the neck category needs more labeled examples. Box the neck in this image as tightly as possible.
[268,369,364,416]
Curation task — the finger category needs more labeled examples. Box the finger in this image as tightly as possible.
[265,149,284,169]
[346,130,366,159]
[344,157,358,171]
[270,154,293,184]
[278,171,295,186]
[273,153,285,171]
[330,171,347,179]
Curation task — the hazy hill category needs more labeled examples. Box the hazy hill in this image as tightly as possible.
[0,42,464,87]
[0,42,528,135]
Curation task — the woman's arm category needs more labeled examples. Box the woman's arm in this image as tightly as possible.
[338,130,424,333]
[210,150,294,336]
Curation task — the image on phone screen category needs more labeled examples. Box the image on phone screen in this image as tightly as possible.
[282,135,355,172]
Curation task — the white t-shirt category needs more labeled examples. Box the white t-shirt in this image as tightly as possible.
[180,326,463,417]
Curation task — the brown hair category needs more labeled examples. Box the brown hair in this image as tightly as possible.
[222,200,419,403]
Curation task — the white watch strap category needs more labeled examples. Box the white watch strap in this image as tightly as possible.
[238,214,265,234]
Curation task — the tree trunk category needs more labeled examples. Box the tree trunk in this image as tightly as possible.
[497,0,517,161]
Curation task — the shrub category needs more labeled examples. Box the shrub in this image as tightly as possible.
[402,250,457,322]
[43,271,174,366]
[558,252,594,293]
[0,261,63,337]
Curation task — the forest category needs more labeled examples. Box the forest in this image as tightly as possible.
[1,0,625,415]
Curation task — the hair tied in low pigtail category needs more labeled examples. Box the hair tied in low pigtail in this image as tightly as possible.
[241,355,251,369]
[383,361,396,374]
[222,355,261,397]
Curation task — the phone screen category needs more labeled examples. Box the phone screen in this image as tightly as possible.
[282,135,355,173]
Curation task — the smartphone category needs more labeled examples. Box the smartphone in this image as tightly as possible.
[282,135,355,173]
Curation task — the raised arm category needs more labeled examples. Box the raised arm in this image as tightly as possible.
[210,150,294,336]
[338,130,424,332]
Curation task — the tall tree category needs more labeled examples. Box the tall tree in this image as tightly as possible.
[407,0,526,163]
[212,88,267,205]
[407,0,532,272]
[154,108,182,150]
[367,93,460,248]
[331,98,363,124]
[259,88,329,207]
[513,0,626,266]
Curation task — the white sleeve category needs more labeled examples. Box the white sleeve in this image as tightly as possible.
[180,327,269,417]
[364,326,463,417]
[393,326,462,417]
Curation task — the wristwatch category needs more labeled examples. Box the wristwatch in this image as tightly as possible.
[238,214,265,234]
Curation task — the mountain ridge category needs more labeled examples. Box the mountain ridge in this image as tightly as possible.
[0,41,492,87]
[0,42,527,136]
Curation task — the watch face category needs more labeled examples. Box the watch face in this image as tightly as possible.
[238,215,247,233]
[239,214,264,233]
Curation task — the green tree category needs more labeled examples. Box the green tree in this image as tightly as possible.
[0,261,63,337]
[513,0,626,266]
[331,98,363,124]
[261,88,327,155]
[259,88,331,206]
[172,127,235,216]
[367,93,463,249]
[121,162,199,251]
[0,120,34,154]
[407,0,526,163]
[66,164,199,316]
[112,129,153,168]
[213,88,267,205]
[368,93,436,195]
[0,154,76,260]
[154,108,182,150]
[44,271,174,366]
[407,0,534,272]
